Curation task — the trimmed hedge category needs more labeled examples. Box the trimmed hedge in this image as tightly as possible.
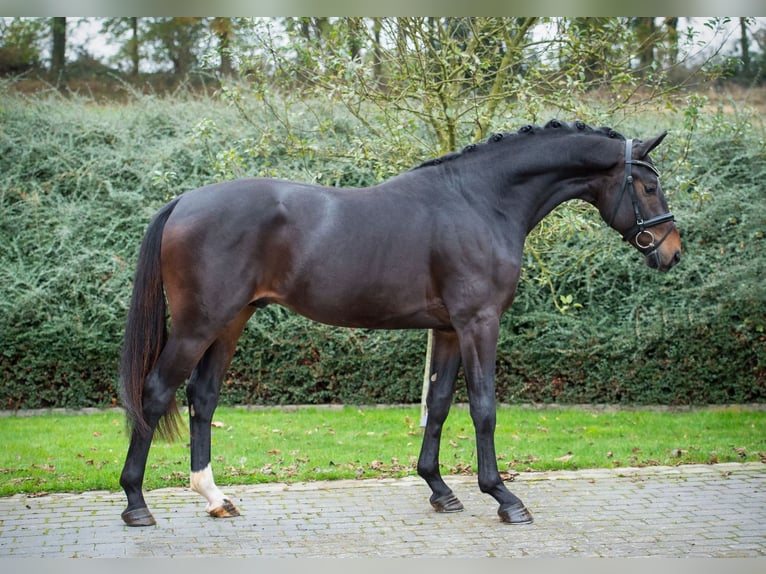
[0,91,763,409]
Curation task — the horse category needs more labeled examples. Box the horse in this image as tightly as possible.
[118,120,681,527]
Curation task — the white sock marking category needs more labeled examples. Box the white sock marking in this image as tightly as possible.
[190,464,230,512]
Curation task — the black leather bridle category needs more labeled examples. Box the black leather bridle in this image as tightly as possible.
[609,139,675,259]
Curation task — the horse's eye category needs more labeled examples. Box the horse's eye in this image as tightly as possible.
[645,185,657,194]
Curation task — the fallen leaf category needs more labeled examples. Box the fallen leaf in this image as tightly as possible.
[499,470,519,482]
[451,462,473,475]
[555,453,573,463]
[211,421,225,428]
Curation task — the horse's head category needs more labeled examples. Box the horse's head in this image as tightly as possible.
[601,132,682,272]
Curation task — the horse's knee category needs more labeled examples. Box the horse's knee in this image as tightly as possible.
[469,396,497,434]
[470,410,496,437]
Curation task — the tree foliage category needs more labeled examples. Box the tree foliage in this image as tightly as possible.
[0,17,45,74]
[234,17,716,154]
[2,17,763,88]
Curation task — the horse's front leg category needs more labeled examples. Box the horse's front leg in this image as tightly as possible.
[417,328,464,513]
[458,312,533,525]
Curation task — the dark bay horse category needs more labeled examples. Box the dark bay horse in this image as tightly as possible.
[119,120,681,527]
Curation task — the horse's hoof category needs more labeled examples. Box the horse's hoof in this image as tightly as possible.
[498,502,534,525]
[430,492,464,513]
[208,498,240,518]
[122,507,156,527]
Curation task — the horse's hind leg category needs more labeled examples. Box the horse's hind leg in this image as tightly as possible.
[187,309,254,519]
[120,336,210,526]
[417,329,464,513]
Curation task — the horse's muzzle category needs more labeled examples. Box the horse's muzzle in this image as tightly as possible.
[646,248,681,272]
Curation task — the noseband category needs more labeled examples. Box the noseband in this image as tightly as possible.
[609,139,675,257]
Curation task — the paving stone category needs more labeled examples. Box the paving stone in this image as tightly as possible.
[0,463,764,557]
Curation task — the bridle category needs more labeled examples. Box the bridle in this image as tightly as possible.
[609,139,675,259]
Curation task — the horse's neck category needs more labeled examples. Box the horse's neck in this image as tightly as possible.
[385,135,618,234]
[497,138,618,233]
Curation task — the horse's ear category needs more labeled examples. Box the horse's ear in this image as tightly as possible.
[639,131,668,157]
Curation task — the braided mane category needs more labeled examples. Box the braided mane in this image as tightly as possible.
[412,119,626,171]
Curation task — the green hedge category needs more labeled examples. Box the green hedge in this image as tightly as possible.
[0,91,763,409]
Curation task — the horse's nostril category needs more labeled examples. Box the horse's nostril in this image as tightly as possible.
[672,250,681,265]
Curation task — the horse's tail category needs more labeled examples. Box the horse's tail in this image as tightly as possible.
[120,197,182,441]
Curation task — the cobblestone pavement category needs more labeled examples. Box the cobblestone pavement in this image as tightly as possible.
[0,463,764,558]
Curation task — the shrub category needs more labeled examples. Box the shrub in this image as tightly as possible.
[0,90,763,409]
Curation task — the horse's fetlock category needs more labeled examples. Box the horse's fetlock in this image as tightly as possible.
[478,477,502,495]
[417,461,436,480]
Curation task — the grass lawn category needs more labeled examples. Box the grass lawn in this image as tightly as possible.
[0,405,763,497]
